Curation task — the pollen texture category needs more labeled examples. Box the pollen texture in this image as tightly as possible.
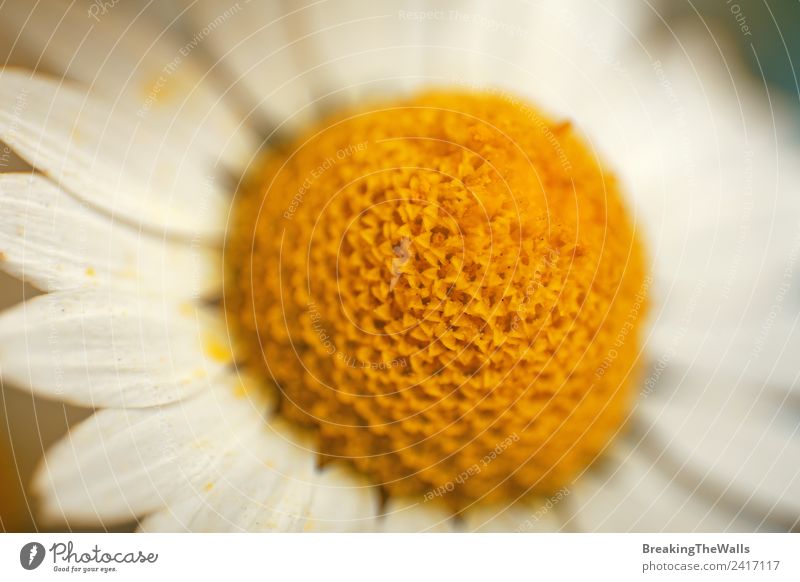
[226,91,648,509]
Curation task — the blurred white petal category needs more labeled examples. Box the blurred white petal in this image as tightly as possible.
[0,173,219,296]
[34,384,267,526]
[0,70,229,240]
[0,289,231,407]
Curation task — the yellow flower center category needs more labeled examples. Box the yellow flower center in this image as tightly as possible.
[226,90,648,509]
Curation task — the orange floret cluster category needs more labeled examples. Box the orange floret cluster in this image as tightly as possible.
[226,90,648,509]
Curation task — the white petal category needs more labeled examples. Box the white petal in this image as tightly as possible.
[0,173,219,296]
[141,456,382,533]
[527,0,652,115]
[636,372,800,530]
[641,140,800,391]
[295,0,434,103]
[0,0,256,172]
[611,21,800,388]
[0,70,229,240]
[186,0,317,134]
[136,437,312,532]
[304,465,381,532]
[135,496,203,533]
[566,442,771,532]
[596,21,800,532]
[379,497,455,533]
[161,422,316,532]
[139,421,380,532]
[0,289,232,407]
[406,0,650,111]
[34,382,267,526]
[189,0,652,126]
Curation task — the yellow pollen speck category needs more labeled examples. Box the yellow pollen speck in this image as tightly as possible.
[226,90,648,509]
[191,368,207,380]
[140,74,176,107]
[203,335,232,363]
[85,266,96,277]
[229,375,256,399]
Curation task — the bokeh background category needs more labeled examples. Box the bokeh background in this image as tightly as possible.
[1,0,799,532]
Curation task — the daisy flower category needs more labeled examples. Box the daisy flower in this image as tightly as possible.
[0,0,798,532]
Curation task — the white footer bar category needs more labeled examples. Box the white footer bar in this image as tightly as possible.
[1,533,797,581]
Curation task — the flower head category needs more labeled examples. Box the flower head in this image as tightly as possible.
[228,91,647,508]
